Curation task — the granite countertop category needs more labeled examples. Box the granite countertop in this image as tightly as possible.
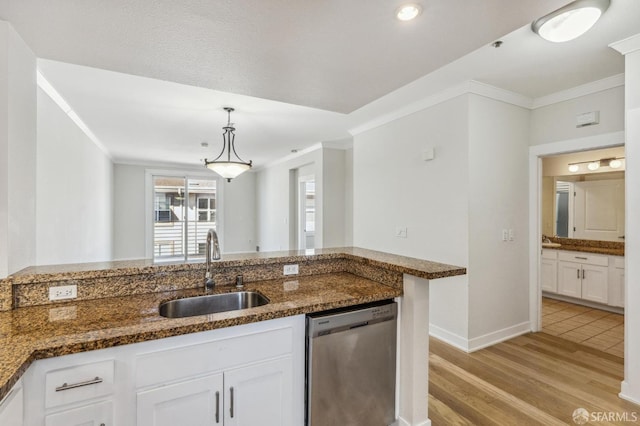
[9,247,467,284]
[0,272,401,401]
[544,238,624,257]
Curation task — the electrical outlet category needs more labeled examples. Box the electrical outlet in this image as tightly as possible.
[508,229,515,241]
[49,284,77,301]
[283,264,299,275]
[502,229,508,242]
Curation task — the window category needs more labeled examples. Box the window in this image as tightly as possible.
[152,176,217,261]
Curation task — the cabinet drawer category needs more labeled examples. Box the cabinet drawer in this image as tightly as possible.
[136,326,293,389]
[542,250,558,260]
[45,360,115,408]
[45,400,113,426]
[558,251,608,267]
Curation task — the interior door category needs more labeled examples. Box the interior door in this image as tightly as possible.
[573,180,625,241]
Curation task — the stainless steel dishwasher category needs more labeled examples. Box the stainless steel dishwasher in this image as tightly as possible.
[306,300,397,426]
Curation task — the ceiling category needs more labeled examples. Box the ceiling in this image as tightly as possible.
[2,0,640,169]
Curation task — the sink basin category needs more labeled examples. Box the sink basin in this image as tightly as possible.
[542,242,561,248]
[159,291,270,318]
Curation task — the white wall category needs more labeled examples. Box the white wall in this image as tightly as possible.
[222,172,256,253]
[467,95,530,339]
[0,21,36,277]
[344,147,354,246]
[113,164,256,259]
[530,86,624,146]
[322,148,346,248]
[352,95,470,341]
[113,164,146,260]
[36,88,114,265]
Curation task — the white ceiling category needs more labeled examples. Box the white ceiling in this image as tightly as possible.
[3,0,640,169]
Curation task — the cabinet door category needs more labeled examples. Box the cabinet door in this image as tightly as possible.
[137,374,223,426]
[0,384,23,426]
[224,357,293,426]
[557,261,582,298]
[541,259,558,293]
[45,400,112,426]
[581,264,609,304]
[610,268,625,307]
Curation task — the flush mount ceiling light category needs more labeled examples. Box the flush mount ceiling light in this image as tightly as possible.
[204,107,252,182]
[396,4,422,21]
[567,156,625,173]
[532,0,610,43]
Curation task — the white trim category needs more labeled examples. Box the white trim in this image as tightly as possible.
[397,417,431,426]
[349,75,626,136]
[528,131,626,336]
[349,82,470,135]
[620,382,640,405]
[429,324,469,352]
[321,140,353,150]
[467,80,533,109]
[531,74,625,109]
[610,33,640,55]
[467,322,531,352]
[258,143,323,171]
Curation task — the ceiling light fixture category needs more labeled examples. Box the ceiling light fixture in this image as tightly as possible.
[396,4,422,21]
[567,156,624,173]
[204,107,252,182]
[531,0,610,43]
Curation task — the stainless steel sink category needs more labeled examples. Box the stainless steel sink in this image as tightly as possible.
[159,291,269,318]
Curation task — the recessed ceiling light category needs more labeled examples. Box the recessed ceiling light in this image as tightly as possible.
[532,0,610,43]
[568,164,580,173]
[396,4,422,21]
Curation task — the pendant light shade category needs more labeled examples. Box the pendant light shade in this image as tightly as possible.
[532,0,610,43]
[204,107,252,182]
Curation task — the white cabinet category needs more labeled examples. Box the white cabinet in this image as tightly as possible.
[224,357,293,426]
[45,400,113,426]
[0,380,23,426]
[21,315,305,426]
[557,251,608,304]
[609,257,625,308]
[541,250,558,293]
[138,374,223,426]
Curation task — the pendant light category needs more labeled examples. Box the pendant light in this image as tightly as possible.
[204,107,252,182]
[532,0,610,43]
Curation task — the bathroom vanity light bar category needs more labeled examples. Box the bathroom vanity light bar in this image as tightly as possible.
[567,157,624,172]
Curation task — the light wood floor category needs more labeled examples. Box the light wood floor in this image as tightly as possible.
[428,333,638,425]
[542,298,624,357]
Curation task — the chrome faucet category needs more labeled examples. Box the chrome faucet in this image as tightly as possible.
[204,228,221,290]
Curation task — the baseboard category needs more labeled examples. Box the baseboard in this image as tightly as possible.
[429,324,469,352]
[619,381,640,405]
[397,417,431,426]
[543,292,624,315]
[467,321,531,352]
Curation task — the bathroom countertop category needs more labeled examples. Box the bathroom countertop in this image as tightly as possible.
[544,238,624,257]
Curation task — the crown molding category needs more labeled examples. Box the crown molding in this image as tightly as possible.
[531,74,625,109]
[610,33,640,55]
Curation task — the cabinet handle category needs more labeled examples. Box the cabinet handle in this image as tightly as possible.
[582,269,585,279]
[230,387,235,418]
[55,376,103,392]
[215,391,220,423]
[577,269,580,279]
[575,256,588,260]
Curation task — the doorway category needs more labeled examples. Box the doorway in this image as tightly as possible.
[528,132,625,332]
[298,176,316,250]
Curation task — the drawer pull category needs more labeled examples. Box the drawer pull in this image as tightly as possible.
[55,376,103,392]
[215,391,220,423]
[575,256,588,260]
[230,386,235,418]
